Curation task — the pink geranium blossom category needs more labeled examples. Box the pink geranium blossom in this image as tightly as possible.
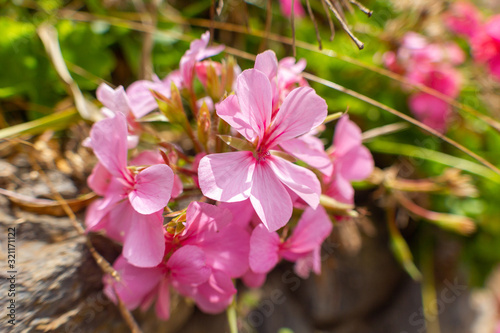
[199,68,327,231]
[253,51,332,174]
[324,116,373,204]
[104,201,247,317]
[85,112,174,267]
[249,206,332,278]
[104,245,211,320]
[180,31,225,91]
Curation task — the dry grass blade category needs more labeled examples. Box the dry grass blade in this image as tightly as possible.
[361,122,410,141]
[113,286,144,333]
[37,24,100,121]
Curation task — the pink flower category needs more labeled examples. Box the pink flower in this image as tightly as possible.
[125,71,183,118]
[471,16,500,80]
[383,32,465,132]
[199,68,327,231]
[104,245,211,320]
[279,0,305,18]
[85,113,174,267]
[249,206,332,278]
[180,31,225,91]
[444,1,482,38]
[165,201,250,279]
[129,150,183,198]
[324,116,373,204]
[95,83,141,148]
[254,50,309,112]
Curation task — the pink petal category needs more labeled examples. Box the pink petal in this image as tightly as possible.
[279,0,306,18]
[172,174,183,198]
[267,155,321,209]
[201,225,250,278]
[337,145,374,181]
[96,84,131,116]
[168,245,211,286]
[103,255,163,310]
[129,150,164,166]
[184,201,232,236]
[198,151,256,202]
[333,115,363,157]
[192,270,237,314]
[250,162,293,231]
[218,200,256,229]
[85,199,109,231]
[104,200,135,242]
[126,79,166,118]
[242,269,267,289]
[249,224,281,273]
[267,87,327,146]
[87,162,112,196]
[122,210,165,267]
[486,15,500,42]
[216,95,256,141]
[235,69,273,138]
[280,136,333,175]
[155,278,171,320]
[325,174,354,205]
[281,206,332,260]
[408,93,449,133]
[293,247,321,279]
[255,50,278,81]
[128,164,174,215]
[90,112,129,177]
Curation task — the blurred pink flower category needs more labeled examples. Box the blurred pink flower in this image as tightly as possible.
[444,1,482,38]
[199,69,327,231]
[279,0,305,18]
[324,116,373,204]
[249,206,332,278]
[471,15,500,80]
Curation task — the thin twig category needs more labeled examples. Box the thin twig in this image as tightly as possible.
[321,0,335,41]
[323,0,364,49]
[305,0,322,50]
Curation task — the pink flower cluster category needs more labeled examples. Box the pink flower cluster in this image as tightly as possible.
[85,32,373,319]
[384,32,464,133]
[445,1,500,81]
